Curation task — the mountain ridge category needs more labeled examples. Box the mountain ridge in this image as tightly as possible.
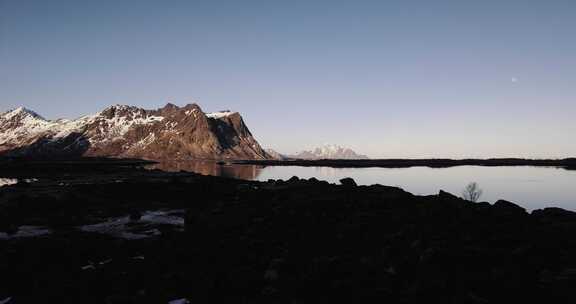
[0,103,271,160]
[291,144,369,160]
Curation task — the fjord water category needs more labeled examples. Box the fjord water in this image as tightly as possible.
[149,161,576,211]
[256,165,576,211]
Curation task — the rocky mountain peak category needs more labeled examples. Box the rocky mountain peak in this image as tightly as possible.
[163,102,179,109]
[99,105,144,120]
[0,104,271,160]
[158,102,182,114]
[292,144,369,160]
[157,103,204,119]
[1,107,45,121]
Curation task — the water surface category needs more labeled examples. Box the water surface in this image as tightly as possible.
[150,161,576,211]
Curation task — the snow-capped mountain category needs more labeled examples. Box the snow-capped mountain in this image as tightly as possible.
[291,144,369,160]
[0,104,271,160]
[264,148,288,160]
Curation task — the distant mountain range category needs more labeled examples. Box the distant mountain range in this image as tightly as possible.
[0,104,271,160]
[266,144,369,160]
[292,144,369,160]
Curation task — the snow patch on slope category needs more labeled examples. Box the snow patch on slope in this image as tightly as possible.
[0,107,98,145]
[3,107,44,120]
[206,111,236,119]
[93,113,163,142]
[185,108,198,117]
[0,106,164,146]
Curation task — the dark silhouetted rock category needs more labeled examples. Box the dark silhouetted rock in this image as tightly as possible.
[532,207,576,221]
[288,176,300,183]
[340,177,357,187]
[438,190,460,200]
[493,199,527,216]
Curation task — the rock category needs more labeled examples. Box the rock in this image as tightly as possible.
[438,190,460,200]
[129,211,142,221]
[340,177,357,187]
[493,200,527,216]
[104,295,134,304]
[3,161,576,302]
[532,207,576,221]
[308,177,320,183]
[264,269,279,281]
[288,176,300,183]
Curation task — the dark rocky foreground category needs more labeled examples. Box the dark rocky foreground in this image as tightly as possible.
[1,161,576,303]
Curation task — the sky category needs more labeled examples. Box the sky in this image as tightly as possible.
[1,0,575,158]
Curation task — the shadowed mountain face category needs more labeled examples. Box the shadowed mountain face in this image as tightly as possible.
[0,104,271,160]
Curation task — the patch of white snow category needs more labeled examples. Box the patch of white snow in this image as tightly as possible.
[0,178,18,187]
[205,111,235,119]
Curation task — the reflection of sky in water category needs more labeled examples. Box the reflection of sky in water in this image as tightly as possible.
[256,165,576,211]
[148,162,576,211]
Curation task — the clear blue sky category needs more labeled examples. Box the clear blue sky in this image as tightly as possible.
[1,0,575,158]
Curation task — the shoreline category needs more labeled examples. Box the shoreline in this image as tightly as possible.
[1,162,576,301]
[235,157,576,169]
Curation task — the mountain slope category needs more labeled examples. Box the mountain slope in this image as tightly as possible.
[265,149,288,160]
[0,104,271,160]
[291,144,369,160]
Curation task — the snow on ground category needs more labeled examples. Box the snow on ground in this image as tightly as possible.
[78,210,185,240]
[205,111,236,119]
[131,132,156,148]
[185,108,198,117]
[0,178,18,187]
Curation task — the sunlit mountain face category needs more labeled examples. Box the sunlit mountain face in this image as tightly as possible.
[0,104,271,160]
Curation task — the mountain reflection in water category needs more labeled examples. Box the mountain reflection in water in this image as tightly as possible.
[148,161,264,180]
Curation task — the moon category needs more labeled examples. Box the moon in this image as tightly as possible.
[511,77,518,83]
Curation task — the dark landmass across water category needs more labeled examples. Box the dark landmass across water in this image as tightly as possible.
[236,157,576,170]
[0,157,156,178]
[1,159,576,302]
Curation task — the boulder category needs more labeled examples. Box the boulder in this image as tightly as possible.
[340,177,357,187]
[438,190,460,200]
[288,176,300,183]
[493,200,527,217]
[532,207,576,222]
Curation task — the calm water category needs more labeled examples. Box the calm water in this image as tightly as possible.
[150,161,576,211]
